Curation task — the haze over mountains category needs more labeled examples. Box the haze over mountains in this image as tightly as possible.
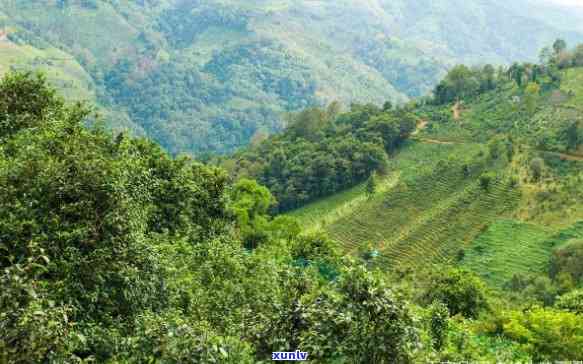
[3,1,583,362]
[1,0,582,154]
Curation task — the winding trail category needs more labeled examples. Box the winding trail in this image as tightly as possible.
[541,150,583,162]
[413,137,457,145]
[412,121,583,162]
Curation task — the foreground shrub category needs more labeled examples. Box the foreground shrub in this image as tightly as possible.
[503,307,583,361]
[555,289,583,314]
[422,268,489,319]
[301,265,419,363]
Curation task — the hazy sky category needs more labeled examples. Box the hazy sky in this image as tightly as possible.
[543,0,583,7]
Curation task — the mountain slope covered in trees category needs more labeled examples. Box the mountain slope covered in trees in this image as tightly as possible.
[2,58,583,362]
[281,41,583,311]
[1,0,583,154]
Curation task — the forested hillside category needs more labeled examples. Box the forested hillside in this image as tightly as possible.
[280,42,583,362]
[2,1,583,361]
[284,39,583,242]
[2,64,583,362]
[225,102,416,211]
[1,0,583,154]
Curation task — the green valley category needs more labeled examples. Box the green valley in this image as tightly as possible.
[261,46,583,292]
[2,0,583,154]
[2,2,583,363]
[2,44,583,363]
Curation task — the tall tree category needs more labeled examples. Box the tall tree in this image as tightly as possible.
[366,171,378,197]
[553,39,568,56]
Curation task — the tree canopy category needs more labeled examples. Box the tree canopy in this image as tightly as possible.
[226,103,416,211]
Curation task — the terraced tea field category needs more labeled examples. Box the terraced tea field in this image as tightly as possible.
[288,83,583,277]
[328,162,521,269]
[290,140,482,229]
[462,220,583,287]
[461,220,556,287]
[291,139,523,269]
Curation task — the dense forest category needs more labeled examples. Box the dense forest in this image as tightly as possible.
[225,40,583,213]
[1,0,583,155]
[224,103,416,211]
[2,35,583,361]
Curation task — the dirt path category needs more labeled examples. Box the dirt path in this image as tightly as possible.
[411,119,582,161]
[543,151,583,162]
[412,119,428,136]
[452,101,462,120]
[413,137,458,145]
[412,119,459,145]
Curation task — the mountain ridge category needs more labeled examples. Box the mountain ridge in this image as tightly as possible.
[1,0,583,154]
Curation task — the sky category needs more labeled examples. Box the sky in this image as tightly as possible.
[543,0,583,7]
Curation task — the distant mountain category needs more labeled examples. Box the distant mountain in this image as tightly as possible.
[1,0,582,154]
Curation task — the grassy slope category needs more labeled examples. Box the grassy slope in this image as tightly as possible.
[0,39,94,101]
[560,68,583,154]
[0,36,144,135]
[461,220,556,287]
[461,220,583,287]
[562,68,583,109]
[418,68,583,150]
[290,140,520,270]
[0,1,141,69]
[287,69,583,286]
[289,182,366,231]
[290,141,465,228]
[329,145,520,269]
[419,67,583,226]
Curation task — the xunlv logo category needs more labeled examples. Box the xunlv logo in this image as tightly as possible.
[272,350,309,361]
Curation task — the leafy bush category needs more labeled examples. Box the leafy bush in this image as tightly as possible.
[291,232,340,263]
[555,289,583,314]
[229,178,275,249]
[428,302,450,351]
[529,157,545,182]
[122,313,255,364]
[479,172,496,191]
[0,75,168,323]
[0,72,65,139]
[0,249,74,363]
[550,239,583,284]
[0,72,236,360]
[301,265,419,363]
[503,307,583,361]
[422,268,489,319]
